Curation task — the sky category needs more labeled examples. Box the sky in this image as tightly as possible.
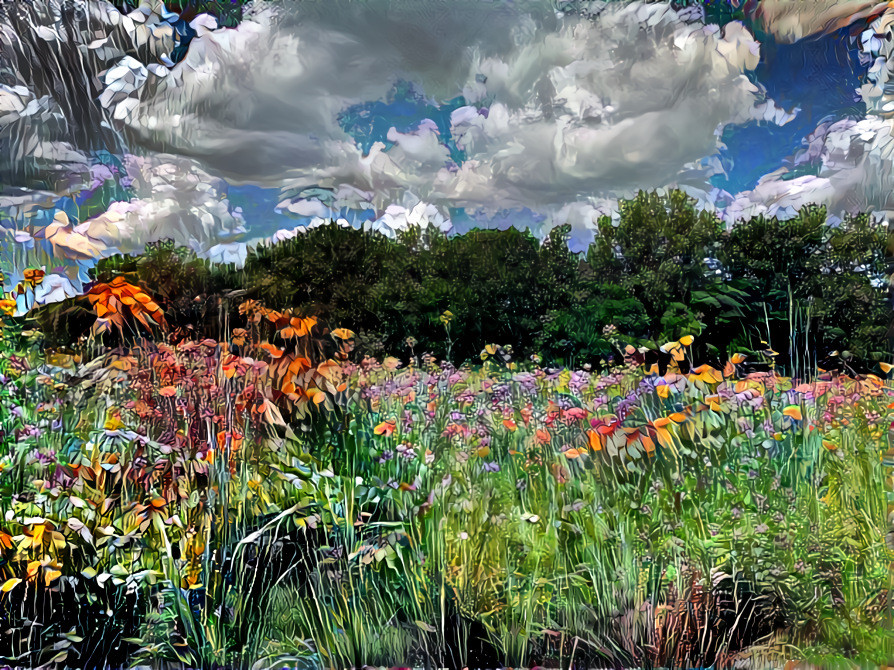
[2,0,894,300]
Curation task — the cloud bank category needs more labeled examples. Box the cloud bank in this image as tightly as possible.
[0,0,831,266]
[723,4,894,225]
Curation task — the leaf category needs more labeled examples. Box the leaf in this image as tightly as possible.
[691,293,721,309]
[415,620,438,633]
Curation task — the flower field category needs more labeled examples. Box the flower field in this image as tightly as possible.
[0,297,892,669]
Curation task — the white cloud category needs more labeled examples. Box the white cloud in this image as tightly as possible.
[414,5,775,211]
[0,0,177,191]
[368,199,453,238]
[723,170,837,223]
[203,242,247,266]
[34,273,78,305]
[68,154,246,256]
[115,1,777,214]
[0,0,798,258]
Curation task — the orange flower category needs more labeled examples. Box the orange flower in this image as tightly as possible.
[280,315,317,339]
[216,430,244,451]
[23,268,44,285]
[782,405,802,421]
[0,298,15,315]
[374,419,396,437]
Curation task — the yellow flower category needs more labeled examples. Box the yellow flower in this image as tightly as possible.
[0,299,16,315]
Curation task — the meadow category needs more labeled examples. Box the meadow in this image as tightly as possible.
[0,284,892,669]
[0,192,892,669]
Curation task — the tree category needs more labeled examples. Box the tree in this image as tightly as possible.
[586,189,722,344]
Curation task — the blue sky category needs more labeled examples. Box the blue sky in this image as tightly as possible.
[713,25,866,193]
[4,0,894,280]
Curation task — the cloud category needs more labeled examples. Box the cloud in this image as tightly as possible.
[119,2,775,211]
[257,2,781,235]
[368,199,453,238]
[0,0,793,259]
[33,273,78,305]
[113,1,516,184]
[719,115,894,224]
[439,8,770,207]
[722,6,894,224]
[756,0,888,43]
[0,0,177,190]
[65,154,246,256]
[722,170,837,223]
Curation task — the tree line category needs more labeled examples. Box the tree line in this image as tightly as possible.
[37,189,894,374]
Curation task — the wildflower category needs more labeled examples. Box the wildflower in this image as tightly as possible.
[0,298,15,315]
[755,523,769,534]
[374,419,396,437]
[23,268,45,286]
[396,443,417,460]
